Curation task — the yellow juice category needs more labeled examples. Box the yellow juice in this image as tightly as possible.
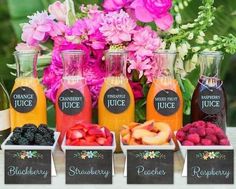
[98,76,135,151]
[10,77,47,130]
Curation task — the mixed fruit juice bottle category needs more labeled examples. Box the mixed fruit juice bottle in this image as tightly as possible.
[191,51,227,131]
[56,50,92,144]
[146,50,183,134]
[10,51,47,130]
[98,51,135,151]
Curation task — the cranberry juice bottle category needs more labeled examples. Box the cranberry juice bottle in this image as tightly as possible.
[191,51,227,131]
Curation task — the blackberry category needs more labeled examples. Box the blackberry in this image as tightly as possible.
[38,125,49,135]
[24,132,35,143]
[18,137,29,145]
[13,127,22,134]
[22,124,37,133]
[5,140,14,145]
[10,133,21,144]
[34,133,43,144]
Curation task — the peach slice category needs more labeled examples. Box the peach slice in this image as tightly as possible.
[132,129,157,140]
[120,128,130,137]
[122,133,131,145]
[142,122,172,145]
[129,138,140,145]
[128,122,139,129]
[131,120,154,132]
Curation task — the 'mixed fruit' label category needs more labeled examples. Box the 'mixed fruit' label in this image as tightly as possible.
[127,150,174,184]
[154,90,180,116]
[5,150,51,184]
[187,150,234,184]
[198,87,223,115]
[104,87,130,114]
[10,87,37,113]
[58,88,84,115]
[66,150,112,184]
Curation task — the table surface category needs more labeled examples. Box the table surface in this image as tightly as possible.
[0,128,236,189]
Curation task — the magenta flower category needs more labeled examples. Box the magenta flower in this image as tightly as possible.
[100,9,136,44]
[128,56,152,78]
[22,11,63,45]
[48,1,67,22]
[144,57,163,83]
[130,0,173,30]
[129,81,144,100]
[127,26,161,57]
[103,0,132,11]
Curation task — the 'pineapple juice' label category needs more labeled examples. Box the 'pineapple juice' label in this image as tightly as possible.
[10,87,37,113]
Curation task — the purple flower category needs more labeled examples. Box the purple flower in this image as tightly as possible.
[130,0,173,30]
[127,26,162,57]
[22,11,63,45]
[100,9,136,44]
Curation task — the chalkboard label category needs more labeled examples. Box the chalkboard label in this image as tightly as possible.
[187,150,234,184]
[5,150,51,184]
[127,150,174,184]
[58,88,84,115]
[66,150,112,184]
[198,87,223,115]
[104,87,130,114]
[10,87,37,113]
[154,89,180,116]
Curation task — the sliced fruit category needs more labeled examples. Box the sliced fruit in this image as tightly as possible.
[131,120,154,132]
[96,137,107,145]
[122,133,131,144]
[70,130,85,140]
[129,138,139,145]
[132,129,157,140]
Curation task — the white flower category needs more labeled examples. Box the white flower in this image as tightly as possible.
[175,14,182,24]
[192,46,201,52]
[208,40,215,45]
[196,36,205,44]
[187,33,194,40]
[26,151,34,158]
[170,42,177,51]
[213,35,219,40]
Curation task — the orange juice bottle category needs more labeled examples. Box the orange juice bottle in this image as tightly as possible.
[10,51,47,130]
[98,50,135,151]
[55,50,92,144]
[146,50,183,134]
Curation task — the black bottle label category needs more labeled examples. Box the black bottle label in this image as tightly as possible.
[58,88,85,115]
[10,87,37,113]
[154,89,180,116]
[104,87,130,114]
[198,87,223,115]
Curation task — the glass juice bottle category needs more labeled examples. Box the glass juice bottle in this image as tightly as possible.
[0,78,11,147]
[98,51,135,151]
[191,51,227,131]
[10,51,47,130]
[146,50,183,133]
[56,50,92,144]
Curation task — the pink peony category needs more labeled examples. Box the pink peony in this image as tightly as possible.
[48,1,67,22]
[127,26,161,57]
[103,0,132,11]
[100,9,136,44]
[15,43,40,52]
[130,0,173,30]
[128,56,152,78]
[22,11,63,45]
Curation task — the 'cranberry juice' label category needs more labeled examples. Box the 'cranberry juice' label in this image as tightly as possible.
[104,87,130,114]
[58,88,84,115]
[198,87,223,115]
[154,89,180,116]
[10,87,37,113]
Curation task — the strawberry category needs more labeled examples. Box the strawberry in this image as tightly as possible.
[96,137,107,145]
[70,139,81,146]
[187,133,200,144]
[85,135,96,143]
[70,130,85,140]
[88,128,104,137]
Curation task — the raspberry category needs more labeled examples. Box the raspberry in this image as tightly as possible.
[182,140,194,146]
[182,124,192,132]
[189,128,197,134]
[219,139,230,145]
[205,128,215,135]
[205,134,218,144]
[176,130,185,142]
[196,128,206,137]
[187,133,200,144]
[201,139,213,146]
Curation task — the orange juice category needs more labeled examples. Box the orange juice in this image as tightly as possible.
[10,77,47,129]
[146,50,183,133]
[98,51,135,151]
[10,51,47,130]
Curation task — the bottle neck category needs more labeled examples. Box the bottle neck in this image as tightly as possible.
[14,51,38,78]
[0,78,10,109]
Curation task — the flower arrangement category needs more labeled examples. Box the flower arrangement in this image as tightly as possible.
[195,151,226,160]
[74,150,104,159]
[135,150,166,160]
[12,0,236,122]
